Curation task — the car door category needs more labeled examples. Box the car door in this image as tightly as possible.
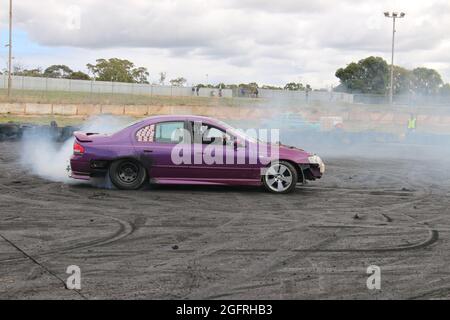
[133,120,192,180]
[190,120,257,182]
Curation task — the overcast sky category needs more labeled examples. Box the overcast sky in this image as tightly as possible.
[1,0,449,88]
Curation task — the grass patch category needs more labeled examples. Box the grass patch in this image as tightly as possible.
[0,114,97,126]
[0,89,259,107]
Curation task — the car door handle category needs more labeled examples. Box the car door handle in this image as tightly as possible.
[143,149,153,153]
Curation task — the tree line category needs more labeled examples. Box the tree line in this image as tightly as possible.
[335,56,450,96]
[1,58,313,91]
[5,58,150,84]
[4,56,448,96]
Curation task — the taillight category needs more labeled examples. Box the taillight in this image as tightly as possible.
[73,141,85,155]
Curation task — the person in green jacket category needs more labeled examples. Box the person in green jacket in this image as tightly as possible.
[407,114,417,132]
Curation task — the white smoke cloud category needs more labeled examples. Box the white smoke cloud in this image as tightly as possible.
[19,115,134,183]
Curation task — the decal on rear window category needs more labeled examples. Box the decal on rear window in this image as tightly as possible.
[136,125,155,142]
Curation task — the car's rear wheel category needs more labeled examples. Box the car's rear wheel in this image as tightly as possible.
[263,161,298,194]
[109,159,147,190]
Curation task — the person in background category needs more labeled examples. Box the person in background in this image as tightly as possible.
[407,114,417,132]
[254,87,259,98]
[196,86,200,96]
[405,114,417,142]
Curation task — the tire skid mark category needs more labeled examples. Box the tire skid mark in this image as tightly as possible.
[0,189,135,262]
[2,149,450,299]
[0,232,87,299]
[293,229,438,253]
[190,234,341,299]
[187,170,441,299]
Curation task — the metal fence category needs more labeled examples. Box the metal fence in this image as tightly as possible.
[257,89,354,103]
[353,93,450,106]
[3,74,450,107]
[0,74,233,98]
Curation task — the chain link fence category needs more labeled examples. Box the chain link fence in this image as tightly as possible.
[5,74,448,107]
[0,74,232,98]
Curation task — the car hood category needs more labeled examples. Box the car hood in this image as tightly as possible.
[258,142,311,163]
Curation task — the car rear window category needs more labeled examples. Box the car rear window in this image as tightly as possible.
[154,121,185,143]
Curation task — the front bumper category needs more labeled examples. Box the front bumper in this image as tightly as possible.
[299,164,323,181]
[299,154,325,181]
[307,155,325,174]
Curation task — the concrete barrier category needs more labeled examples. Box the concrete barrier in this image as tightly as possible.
[77,104,102,115]
[124,105,149,116]
[2,102,450,134]
[53,104,78,116]
[147,105,171,115]
[25,103,52,115]
[0,103,25,114]
[101,105,125,115]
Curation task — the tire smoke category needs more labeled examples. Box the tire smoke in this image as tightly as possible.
[19,115,134,184]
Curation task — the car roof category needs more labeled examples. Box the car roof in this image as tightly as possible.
[141,115,217,123]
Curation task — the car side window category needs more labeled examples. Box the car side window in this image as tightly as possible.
[154,121,185,143]
[195,123,233,146]
[136,124,155,142]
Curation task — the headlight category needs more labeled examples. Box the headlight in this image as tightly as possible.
[307,155,321,164]
[308,155,325,174]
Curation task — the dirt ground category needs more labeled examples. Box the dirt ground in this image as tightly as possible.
[0,140,449,300]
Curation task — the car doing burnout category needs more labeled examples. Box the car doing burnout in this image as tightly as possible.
[69,115,325,193]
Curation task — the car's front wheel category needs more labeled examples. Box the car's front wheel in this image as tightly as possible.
[263,161,298,194]
[109,159,147,190]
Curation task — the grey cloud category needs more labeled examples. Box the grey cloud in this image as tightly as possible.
[2,0,450,86]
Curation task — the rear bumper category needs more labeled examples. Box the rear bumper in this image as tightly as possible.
[69,158,92,180]
[69,157,109,181]
[69,171,91,180]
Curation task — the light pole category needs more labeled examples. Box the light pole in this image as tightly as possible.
[6,0,13,97]
[384,11,405,105]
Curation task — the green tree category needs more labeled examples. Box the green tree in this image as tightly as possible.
[14,67,43,77]
[439,83,450,96]
[224,84,238,90]
[393,66,413,94]
[335,56,389,94]
[69,71,91,80]
[411,67,443,95]
[159,72,166,85]
[284,82,304,91]
[132,67,150,84]
[239,83,259,90]
[87,58,149,83]
[261,85,283,90]
[169,77,187,87]
[44,65,73,78]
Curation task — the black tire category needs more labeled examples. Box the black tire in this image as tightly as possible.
[109,159,147,190]
[262,161,298,194]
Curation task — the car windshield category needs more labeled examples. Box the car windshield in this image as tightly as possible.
[214,119,261,144]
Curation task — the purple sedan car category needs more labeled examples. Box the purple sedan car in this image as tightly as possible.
[70,115,324,193]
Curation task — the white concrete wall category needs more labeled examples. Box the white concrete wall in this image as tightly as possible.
[0,75,233,98]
